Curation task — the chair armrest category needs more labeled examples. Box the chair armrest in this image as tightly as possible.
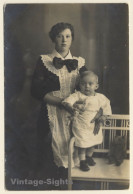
[68,137,76,190]
[68,137,75,178]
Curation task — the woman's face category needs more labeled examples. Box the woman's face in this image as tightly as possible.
[55,28,72,53]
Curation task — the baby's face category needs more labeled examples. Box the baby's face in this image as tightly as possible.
[79,75,98,96]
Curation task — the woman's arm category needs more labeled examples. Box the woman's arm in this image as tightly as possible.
[31,57,60,101]
[61,102,74,114]
[43,93,63,107]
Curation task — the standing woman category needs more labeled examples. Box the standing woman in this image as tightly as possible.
[31,23,86,175]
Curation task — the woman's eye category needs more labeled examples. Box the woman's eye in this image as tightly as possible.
[81,83,85,86]
[89,82,93,86]
[57,35,62,38]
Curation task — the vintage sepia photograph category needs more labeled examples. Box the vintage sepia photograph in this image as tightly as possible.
[4,2,130,191]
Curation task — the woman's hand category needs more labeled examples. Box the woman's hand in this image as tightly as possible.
[73,100,85,114]
[61,102,74,114]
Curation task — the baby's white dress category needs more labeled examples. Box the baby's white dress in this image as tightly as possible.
[63,91,112,148]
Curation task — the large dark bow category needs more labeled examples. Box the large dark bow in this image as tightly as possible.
[53,57,78,72]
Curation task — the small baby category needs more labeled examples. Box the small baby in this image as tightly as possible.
[62,71,112,171]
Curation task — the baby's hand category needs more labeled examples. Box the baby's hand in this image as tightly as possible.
[91,108,103,123]
[98,115,107,125]
[93,116,107,135]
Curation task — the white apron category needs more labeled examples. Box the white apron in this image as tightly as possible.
[41,50,85,167]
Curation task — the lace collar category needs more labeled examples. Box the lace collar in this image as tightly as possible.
[40,50,85,75]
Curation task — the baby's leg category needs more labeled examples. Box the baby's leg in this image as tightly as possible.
[78,147,90,171]
[86,147,96,166]
[78,147,86,160]
[86,146,95,157]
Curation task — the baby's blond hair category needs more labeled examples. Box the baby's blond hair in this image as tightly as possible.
[80,71,98,83]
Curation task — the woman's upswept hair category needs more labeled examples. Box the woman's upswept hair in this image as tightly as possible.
[49,22,74,42]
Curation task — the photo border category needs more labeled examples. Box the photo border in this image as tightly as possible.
[0,0,132,193]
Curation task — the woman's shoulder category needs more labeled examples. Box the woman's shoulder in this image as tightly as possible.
[73,56,85,69]
[36,54,52,66]
[39,54,59,75]
[40,53,53,61]
[73,56,85,62]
